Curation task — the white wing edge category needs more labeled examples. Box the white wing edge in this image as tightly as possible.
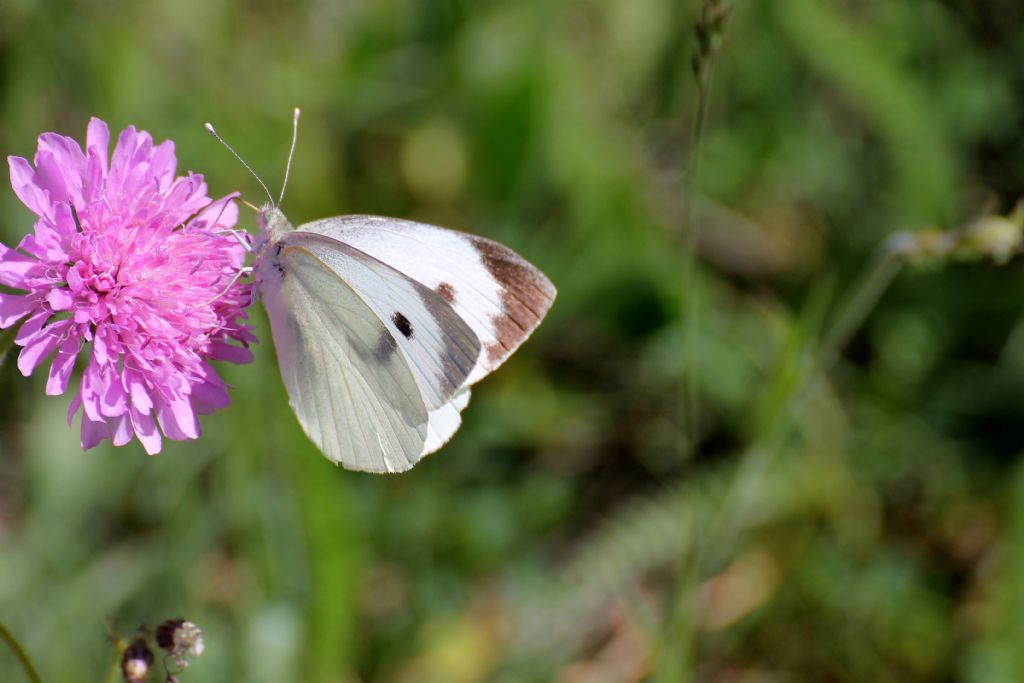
[424,386,472,456]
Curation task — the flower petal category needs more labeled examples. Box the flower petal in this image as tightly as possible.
[46,287,74,311]
[8,154,33,190]
[130,408,162,455]
[18,326,64,376]
[156,394,199,440]
[80,413,108,451]
[93,329,109,365]
[124,368,154,413]
[99,365,128,417]
[110,414,133,447]
[209,340,253,364]
[32,151,70,206]
[37,133,86,203]
[21,216,69,262]
[0,293,35,328]
[108,125,138,191]
[46,337,80,395]
[0,243,38,288]
[15,310,52,345]
[189,193,240,232]
[150,140,177,191]
[80,360,104,421]
[190,368,230,414]
[67,391,83,425]
[86,118,110,174]
[52,201,79,244]
[8,156,52,219]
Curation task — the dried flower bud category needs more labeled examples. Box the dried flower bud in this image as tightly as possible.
[155,618,204,668]
[121,638,154,683]
[154,619,183,651]
[960,216,1022,265]
[693,0,732,80]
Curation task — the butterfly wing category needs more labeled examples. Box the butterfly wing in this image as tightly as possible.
[425,385,472,454]
[261,232,482,470]
[282,232,481,409]
[297,215,556,385]
[260,240,427,472]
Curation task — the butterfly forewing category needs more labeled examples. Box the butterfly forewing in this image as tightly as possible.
[262,241,430,472]
[297,215,556,385]
[282,231,481,410]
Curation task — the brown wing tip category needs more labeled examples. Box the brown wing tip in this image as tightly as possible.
[470,236,556,366]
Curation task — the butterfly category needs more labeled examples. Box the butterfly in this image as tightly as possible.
[209,110,555,472]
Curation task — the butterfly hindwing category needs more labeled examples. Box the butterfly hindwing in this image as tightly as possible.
[425,385,472,455]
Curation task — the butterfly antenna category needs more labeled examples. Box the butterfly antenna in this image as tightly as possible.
[279,107,300,206]
[205,122,275,206]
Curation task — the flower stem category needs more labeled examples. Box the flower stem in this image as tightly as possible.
[102,637,127,683]
[0,621,42,683]
[682,66,710,449]
[667,83,713,681]
[663,3,732,681]
[817,242,903,375]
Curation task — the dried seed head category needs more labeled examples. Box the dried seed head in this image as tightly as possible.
[121,638,154,683]
[154,618,205,668]
[175,621,205,659]
[692,0,732,81]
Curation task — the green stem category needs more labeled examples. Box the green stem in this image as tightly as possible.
[0,622,42,683]
[817,243,903,374]
[682,58,712,452]
[102,643,126,683]
[664,6,725,681]
[666,87,712,683]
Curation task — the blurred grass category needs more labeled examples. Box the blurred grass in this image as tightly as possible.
[4,1,1024,681]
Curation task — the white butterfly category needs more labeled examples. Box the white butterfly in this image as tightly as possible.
[209,111,555,472]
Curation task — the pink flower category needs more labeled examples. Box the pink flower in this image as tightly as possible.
[1,118,255,454]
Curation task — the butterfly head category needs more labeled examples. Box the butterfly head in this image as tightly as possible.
[258,204,294,245]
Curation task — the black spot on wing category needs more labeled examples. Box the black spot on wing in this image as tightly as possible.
[391,311,414,339]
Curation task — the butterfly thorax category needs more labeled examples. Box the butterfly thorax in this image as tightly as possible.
[253,205,295,286]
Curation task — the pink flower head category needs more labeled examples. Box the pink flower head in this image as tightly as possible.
[1,118,255,454]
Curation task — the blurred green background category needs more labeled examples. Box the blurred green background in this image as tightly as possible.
[4,0,1024,681]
